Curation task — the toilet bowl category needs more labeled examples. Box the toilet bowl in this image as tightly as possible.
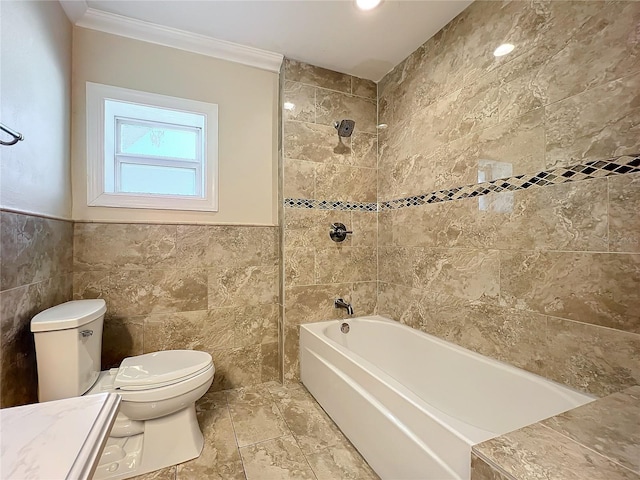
[31,299,214,480]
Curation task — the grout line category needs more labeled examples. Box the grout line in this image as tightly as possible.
[377,279,640,339]
[607,176,611,253]
[287,78,376,102]
[538,423,640,476]
[375,244,640,255]
[266,387,319,480]
[225,389,249,479]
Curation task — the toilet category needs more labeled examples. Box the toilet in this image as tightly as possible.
[30,299,214,480]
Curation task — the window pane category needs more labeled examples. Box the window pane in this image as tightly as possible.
[120,163,197,196]
[119,122,198,160]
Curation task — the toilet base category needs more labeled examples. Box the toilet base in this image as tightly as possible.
[93,404,204,480]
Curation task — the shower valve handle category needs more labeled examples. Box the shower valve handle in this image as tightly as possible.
[329,223,352,242]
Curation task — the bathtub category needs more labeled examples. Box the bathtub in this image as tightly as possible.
[300,315,594,480]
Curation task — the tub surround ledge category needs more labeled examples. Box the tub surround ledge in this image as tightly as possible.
[472,385,640,480]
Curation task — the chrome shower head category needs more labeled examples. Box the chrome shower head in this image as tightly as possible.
[334,119,355,137]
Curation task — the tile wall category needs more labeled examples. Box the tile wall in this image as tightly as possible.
[73,223,279,391]
[377,1,640,396]
[281,60,378,381]
[0,212,73,407]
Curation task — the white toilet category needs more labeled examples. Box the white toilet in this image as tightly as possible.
[30,299,214,480]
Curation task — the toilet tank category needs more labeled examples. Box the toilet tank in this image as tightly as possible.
[31,299,106,402]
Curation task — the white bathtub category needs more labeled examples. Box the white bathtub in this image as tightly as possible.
[300,315,594,480]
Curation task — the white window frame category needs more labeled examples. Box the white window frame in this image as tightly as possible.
[86,82,219,212]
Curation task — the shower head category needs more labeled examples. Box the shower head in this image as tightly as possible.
[334,119,355,137]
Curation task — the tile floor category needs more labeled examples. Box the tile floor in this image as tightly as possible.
[133,382,379,480]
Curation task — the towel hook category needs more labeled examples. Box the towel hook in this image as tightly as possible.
[0,123,24,146]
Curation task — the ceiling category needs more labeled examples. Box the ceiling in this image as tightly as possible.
[76,0,473,82]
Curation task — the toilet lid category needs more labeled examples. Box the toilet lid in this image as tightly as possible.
[114,350,213,391]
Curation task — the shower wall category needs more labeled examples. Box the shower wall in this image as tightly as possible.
[377,1,640,396]
[280,60,378,381]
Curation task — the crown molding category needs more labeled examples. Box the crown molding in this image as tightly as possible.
[60,2,283,73]
[59,0,89,24]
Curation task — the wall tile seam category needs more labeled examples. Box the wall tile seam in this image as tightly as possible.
[536,422,640,477]
[285,78,376,101]
[380,27,638,125]
[284,154,639,212]
[283,156,378,168]
[377,246,640,256]
[544,314,640,339]
[73,221,279,228]
[392,61,640,125]
[380,67,639,154]
[73,266,278,273]
[518,65,640,113]
[377,280,639,337]
[0,273,73,295]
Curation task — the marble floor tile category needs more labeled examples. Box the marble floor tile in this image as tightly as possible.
[305,437,380,480]
[268,383,344,455]
[240,435,316,480]
[127,383,379,480]
[177,391,243,479]
[131,466,176,480]
[227,384,290,447]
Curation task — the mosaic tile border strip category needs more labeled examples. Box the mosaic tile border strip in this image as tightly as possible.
[283,198,378,212]
[284,154,639,212]
[379,154,640,211]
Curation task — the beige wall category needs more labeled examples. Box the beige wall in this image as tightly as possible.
[0,1,72,219]
[0,1,74,408]
[0,1,73,407]
[377,1,640,397]
[72,28,279,226]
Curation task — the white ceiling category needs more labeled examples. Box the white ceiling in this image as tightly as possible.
[79,0,473,82]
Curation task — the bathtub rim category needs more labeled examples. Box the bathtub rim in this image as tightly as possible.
[300,314,595,443]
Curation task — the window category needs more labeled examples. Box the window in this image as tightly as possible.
[86,82,218,211]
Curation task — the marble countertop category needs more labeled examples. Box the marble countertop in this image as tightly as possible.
[0,392,121,480]
[472,386,640,480]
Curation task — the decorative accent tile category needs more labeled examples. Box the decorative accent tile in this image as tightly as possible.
[379,154,639,211]
[284,154,639,213]
[284,198,378,212]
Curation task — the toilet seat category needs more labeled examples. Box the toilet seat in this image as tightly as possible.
[88,363,215,404]
[115,350,213,391]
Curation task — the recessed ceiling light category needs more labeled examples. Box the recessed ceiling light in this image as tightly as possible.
[283,102,295,111]
[493,43,515,57]
[356,0,382,11]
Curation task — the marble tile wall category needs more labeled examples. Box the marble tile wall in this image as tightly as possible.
[0,211,73,407]
[281,59,378,381]
[377,1,640,396]
[73,223,280,391]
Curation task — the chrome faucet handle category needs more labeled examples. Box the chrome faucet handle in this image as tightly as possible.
[329,223,353,242]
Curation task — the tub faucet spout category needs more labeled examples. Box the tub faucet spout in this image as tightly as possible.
[334,298,354,316]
